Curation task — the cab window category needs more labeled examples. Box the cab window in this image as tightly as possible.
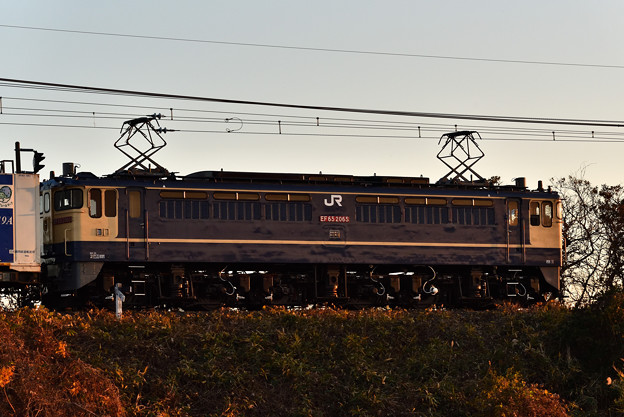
[54,189,83,211]
[105,190,117,217]
[89,189,102,218]
[529,202,540,226]
[508,201,518,226]
[555,201,563,219]
[129,191,141,218]
[542,201,553,227]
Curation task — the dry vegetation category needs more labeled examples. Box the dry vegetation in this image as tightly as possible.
[2,297,624,416]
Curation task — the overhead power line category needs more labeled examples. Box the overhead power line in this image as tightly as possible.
[3,95,621,137]
[2,77,624,128]
[3,119,624,143]
[3,102,623,142]
[1,24,624,70]
[2,95,619,137]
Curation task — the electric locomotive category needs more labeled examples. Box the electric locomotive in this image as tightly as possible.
[37,123,562,308]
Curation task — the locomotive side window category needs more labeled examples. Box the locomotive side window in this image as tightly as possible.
[44,192,50,213]
[356,195,401,223]
[159,190,208,220]
[356,196,400,204]
[265,193,311,202]
[427,198,447,206]
[555,201,563,219]
[159,190,208,199]
[542,201,553,227]
[128,191,141,218]
[237,193,260,201]
[529,200,554,227]
[213,192,237,200]
[529,202,540,226]
[449,199,495,226]
[160,191,184,199]
[89,189,102,218]
[105,190,117,217]
[289,194,311,202]
[404,197,451,224]
[508,201,519,226]
[355,196,378,204]
[186,191,208,199]
[474,199,494,207]
[213,192,260,201]
[452,199,473,206]
[54,189,83,211]
[404,197,426,205]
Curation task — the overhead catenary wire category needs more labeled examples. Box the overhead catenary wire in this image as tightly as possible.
[2,79,624,145]
[5,95,623,141]
[3,106,624,142]
[3,119,624,144]
[3,110,622,142]
[1,78,624,129]
[10,95,624,134]
[2,106,624,144]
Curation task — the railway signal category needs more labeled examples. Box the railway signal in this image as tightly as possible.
[33,151,45,174]
[14,141,45,174]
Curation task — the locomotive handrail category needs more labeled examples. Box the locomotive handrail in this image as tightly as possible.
[125,210,130,260]
[522,219,526,264]
[64,228,72,257]
[145,209,149,261]
[506,216,510,263]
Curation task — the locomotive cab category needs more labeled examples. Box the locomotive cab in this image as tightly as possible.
[527,197,563,293]
[41,175,120,295]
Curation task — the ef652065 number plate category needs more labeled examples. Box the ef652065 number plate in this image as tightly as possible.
[319,216,350,223]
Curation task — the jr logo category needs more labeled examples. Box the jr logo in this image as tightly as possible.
[324,195,343,207]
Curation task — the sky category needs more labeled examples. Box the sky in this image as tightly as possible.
[1,1,624,189]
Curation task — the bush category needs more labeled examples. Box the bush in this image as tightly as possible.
[0,308,124,417]
[473,370,570,417]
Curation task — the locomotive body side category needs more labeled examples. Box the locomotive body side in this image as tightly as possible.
[41,171,562,308]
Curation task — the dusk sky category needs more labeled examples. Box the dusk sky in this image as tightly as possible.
[2,1,624,188]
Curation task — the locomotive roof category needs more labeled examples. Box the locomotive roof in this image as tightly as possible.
[41,168,559,199]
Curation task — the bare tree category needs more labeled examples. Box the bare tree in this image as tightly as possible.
[596,184,624,290]
[553,172,624,307]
